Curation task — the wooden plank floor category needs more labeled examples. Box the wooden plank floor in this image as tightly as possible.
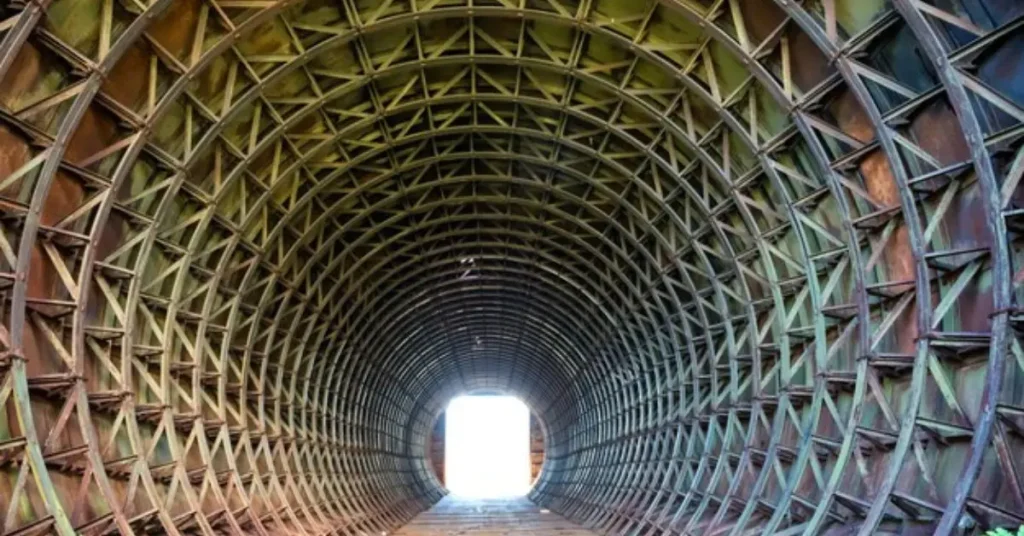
[391,496,596,535]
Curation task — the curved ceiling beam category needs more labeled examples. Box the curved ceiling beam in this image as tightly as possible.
[0,1,1019,535]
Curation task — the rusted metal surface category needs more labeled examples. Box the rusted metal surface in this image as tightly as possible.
[429,412,446,487]
[0,0,1019,535]
[529,414,544,483]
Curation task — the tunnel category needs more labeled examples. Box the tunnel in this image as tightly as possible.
[0,0,1023,534]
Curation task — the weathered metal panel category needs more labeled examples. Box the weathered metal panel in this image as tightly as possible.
[0,0,1020,535]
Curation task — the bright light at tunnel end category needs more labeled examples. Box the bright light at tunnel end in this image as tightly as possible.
[444,395,532,498]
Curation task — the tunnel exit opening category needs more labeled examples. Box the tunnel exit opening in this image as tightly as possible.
[444,395,532,498]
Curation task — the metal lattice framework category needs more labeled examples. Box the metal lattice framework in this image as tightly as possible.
[0,0,1022,534]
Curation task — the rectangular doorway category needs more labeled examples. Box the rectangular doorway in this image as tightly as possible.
[444,395,531,497]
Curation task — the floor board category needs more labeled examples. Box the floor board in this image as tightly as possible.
[390,496,596,535]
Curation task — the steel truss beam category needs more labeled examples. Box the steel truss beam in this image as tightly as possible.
[0,1,1020,535]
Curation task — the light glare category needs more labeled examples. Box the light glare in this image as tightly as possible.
[444,396,531,497]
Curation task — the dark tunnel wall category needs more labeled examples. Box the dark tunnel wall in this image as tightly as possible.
[0,1,1023,535]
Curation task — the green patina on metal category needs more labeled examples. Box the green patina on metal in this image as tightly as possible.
[0,1,1020,535]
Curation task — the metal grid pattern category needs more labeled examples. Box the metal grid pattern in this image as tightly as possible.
[0,0,1020,534]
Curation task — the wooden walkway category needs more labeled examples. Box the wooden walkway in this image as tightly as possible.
[391,496,596,535]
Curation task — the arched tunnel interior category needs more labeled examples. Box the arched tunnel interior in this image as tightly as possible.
[0,0,1023,534]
